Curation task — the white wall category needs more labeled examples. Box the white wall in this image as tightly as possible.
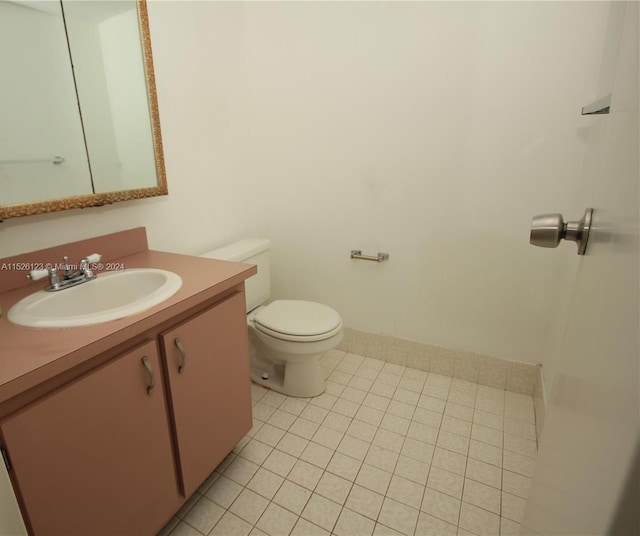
[0,2,613,390]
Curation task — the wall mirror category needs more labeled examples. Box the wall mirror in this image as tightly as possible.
[0,0,166,220]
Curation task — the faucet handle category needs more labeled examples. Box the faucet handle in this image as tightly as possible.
[85,253,102,264]
[27,268,51,281]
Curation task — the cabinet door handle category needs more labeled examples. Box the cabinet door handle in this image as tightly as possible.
[175,338,186,374]
[141,356,155,394]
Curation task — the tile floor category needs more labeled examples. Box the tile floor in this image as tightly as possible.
[158,350,537,536]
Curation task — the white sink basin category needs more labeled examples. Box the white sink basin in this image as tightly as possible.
[8,269,183,328]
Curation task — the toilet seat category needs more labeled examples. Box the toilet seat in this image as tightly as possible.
[254,300,342,342]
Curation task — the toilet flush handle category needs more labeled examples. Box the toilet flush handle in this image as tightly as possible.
[175,338,187,373]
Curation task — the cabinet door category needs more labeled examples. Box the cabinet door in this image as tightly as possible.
[1,340,180,536]
[160,290,252,496]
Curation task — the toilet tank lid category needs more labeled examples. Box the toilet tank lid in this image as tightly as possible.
[201,238,270,262]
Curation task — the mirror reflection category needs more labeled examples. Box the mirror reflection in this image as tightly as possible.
[0,0,162,211]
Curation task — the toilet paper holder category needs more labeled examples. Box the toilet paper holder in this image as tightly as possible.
[350,250,389,262]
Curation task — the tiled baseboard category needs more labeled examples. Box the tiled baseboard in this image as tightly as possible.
[336,328,539,397]
[533,365,546,439]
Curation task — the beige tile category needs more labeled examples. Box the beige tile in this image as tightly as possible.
[252,403,277,422]
[341,385,368,404]
[386,475,425,509]
[502,491,527,523]
[502,450,535,478]
[421,487,461,525]
[364,444,400,473]
[223,457,260,486]
[380,413,411,435]
[346,419,378,443]
[370,381,397,398]
[246,468,284,500]
[504,419,536,441]
[387,399,417,419]
[401,437,435,463]
[300,441,334,469]
[334,507,376,536]
[444,402,474,422]
[471,423,503,448]
[441,415,472,437]
[301,493,342,532]
[205,475,243,508]
[458,502,500,536]
[506,362,536,396]
[333,398,361,418]
[473,409,504,431]
[373,523,404,536]
[338,434,371,461]
[503,433,537,457]
[267,409,298,431]
[478,357,509,390]
[355,406,385,426]
[262,449,297,478]
[373,428,405,453]
[412,407,443,429]
[326,451,363,481]
[500,516,522,536]
[427,466,464,499]
[436,430,470,456]
[310,392,339,410]
[378,497,420,536]
[183,497,225,534]
[502,470,531,499]
[279,397,308,416]
[393,455,430,485]
[261,390,287,408]
[239,439,273,465]
[272,480,312,515]
[311,424,345,450]
[210,511,252,536]
[363,393,391,411]
[429,353,455,377]
[229,489,269,525]
[465,457,502,490]
[277,432,310,457]
[462,478,501,514]
[167,521,201,536]
[291,518,330,536]
[288,459,324,490]
[419,395,446,414]
[256,502,299,536]
[355,463,393,495]
[288,417,320,440]
[407,421,439,445]
[300,405,330,424]
[346,484,385,520]
[323,411,352,433]
[415,512,457,535]
[468,439,502,467]
[432,447,467,476]
[315,471,352,505]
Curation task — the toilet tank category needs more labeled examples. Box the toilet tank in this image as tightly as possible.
[201,239,270,313]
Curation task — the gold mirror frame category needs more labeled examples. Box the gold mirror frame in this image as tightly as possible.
[0,1,167,221]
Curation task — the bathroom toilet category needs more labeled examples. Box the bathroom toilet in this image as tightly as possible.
[202,239,342,397]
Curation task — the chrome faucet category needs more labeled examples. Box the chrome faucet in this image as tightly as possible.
[27,253,102,292]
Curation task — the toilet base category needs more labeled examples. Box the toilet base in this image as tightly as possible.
[250,358,325,398]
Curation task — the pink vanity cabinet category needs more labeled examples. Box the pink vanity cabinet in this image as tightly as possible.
[1,340,180,536]
[0,229,256,535]
[160,289,251,497]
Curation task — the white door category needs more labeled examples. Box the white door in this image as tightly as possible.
[522,2,639,535]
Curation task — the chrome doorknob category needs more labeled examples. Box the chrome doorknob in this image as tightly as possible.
[530,208,593,255]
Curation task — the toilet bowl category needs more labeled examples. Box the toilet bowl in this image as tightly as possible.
[201,239,343,397]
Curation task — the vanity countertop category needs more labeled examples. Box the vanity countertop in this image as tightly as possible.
[0,230,256,406]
